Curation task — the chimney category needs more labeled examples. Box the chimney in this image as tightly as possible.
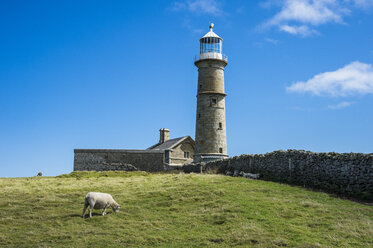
[159,128,170,143]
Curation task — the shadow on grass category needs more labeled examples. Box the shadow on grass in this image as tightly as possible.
[66,212,114,219]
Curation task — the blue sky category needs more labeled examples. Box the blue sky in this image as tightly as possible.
[1,0,372,177]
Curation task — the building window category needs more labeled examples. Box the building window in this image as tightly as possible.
[219,148,223,153]
[211,98,217,105]
[184,151,190,158]
[218,122,223,129]
[198,113,201,119]
[199,84,202,89]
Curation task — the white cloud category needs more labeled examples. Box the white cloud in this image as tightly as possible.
[279,24,317,36]
[261,0,351,36]
[172,0,224,16]
[265,38,279,44]
[268,0,344,25]
[353,0,373,8]
[287,61,373,96]
[327,101,355,109]
[182,19,204,33]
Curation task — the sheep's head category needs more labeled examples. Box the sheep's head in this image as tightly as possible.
[113,204,121,212]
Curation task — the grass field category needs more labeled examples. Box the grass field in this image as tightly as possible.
[0,171,372,247]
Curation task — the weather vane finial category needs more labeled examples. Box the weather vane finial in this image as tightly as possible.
[209,23,214,31]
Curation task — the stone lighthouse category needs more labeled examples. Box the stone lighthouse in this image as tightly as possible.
[194,23,228,163]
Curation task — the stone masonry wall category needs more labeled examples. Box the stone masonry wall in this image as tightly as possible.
[169,142,194,165]
[204,150,373,200]
[194,59,228,161]
[74,149,165,172]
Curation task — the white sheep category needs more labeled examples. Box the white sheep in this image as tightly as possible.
[82,192,120,218]
[239,171,260,179]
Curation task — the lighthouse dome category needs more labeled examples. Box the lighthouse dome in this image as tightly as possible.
[201,23,223,40]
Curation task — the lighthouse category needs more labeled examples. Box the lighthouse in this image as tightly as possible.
[194,23,228,163]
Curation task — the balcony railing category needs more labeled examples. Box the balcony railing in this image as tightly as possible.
[195,52,228,62]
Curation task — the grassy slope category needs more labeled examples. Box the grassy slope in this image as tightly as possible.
[0,172,372,248]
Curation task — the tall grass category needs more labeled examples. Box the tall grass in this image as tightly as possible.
[0,172,372,247]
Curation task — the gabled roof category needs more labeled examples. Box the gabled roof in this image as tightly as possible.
[147,136,194,150]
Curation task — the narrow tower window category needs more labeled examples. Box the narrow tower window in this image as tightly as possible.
[219,148,223,153]
[219,122,223,129]
[199,84,202,89]
[211,98,217,105]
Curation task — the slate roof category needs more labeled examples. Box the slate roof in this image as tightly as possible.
[148,136,192,150]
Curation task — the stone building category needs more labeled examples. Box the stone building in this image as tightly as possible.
[148,128,195,166]
[194,23,228,163]
[74,129,195,172]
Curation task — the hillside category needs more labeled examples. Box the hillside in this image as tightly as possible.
[0,172,372,247]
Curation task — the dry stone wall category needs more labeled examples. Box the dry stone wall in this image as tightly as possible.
[74,149,165,172]
[203,150,373,200]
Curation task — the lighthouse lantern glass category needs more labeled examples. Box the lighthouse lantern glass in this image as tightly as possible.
[200,37,222,54]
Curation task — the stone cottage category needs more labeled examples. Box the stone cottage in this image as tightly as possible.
[74,129,195,172]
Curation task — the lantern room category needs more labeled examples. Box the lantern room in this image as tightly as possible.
[198,23,227,61]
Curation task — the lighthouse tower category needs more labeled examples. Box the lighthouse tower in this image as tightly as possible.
[194,23,228,163]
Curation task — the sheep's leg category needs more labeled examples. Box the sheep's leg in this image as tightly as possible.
[89,206,93,218]
[82,203,88,218]
[102,206,107,216]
